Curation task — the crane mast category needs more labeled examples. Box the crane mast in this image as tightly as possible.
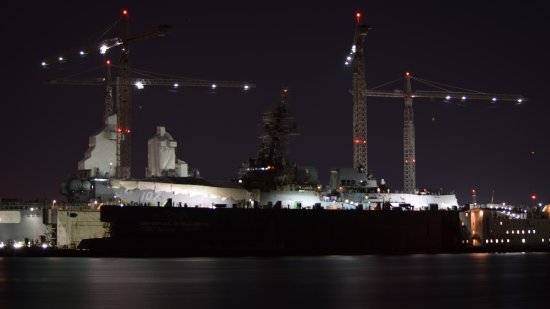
[351,13,370,173]
[116,11,132,179]
[103,60,114,123]
[403,74,415,193]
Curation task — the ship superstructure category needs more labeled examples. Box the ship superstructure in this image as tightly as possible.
[238,88,321,207]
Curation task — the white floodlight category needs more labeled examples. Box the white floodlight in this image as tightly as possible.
[135,81,144,89]
[99,45,108,54]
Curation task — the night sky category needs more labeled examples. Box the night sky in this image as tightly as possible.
[0,1,547,206]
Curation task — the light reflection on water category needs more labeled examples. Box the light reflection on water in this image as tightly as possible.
[0,253,548,309]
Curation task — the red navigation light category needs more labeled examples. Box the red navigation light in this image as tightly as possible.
[122,9,128,16]
[531,195,537,200]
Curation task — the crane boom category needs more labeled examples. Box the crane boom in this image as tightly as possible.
[47,78,255,89]
[41,26,170,66]
[366,89,527,102]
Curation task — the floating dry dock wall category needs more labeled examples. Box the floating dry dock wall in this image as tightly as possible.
[81,206,461,255]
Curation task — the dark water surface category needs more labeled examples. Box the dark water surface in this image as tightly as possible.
[1,253,548,308]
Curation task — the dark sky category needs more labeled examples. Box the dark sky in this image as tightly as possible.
[0,1,548,206]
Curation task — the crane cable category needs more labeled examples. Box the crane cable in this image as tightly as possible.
[368,76,404,90]
[412,76,487,94]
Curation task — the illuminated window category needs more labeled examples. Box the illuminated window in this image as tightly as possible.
[485,239,488,244]
[501,239,504,243]
[533,230,536,234]
[522,239,526,244]
[528,230,531,234]
[495,239,499,244]
[542,238,545,243]
[517,230,520,234]
[500,221,503,226]
[507,239,510,243]
[512,230,515,234]
[506,230,509,234]
[521,230,524,234]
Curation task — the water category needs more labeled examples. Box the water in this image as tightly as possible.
[1,253,549,309]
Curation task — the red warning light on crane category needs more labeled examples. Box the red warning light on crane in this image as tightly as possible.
[283,88,288,93]
[405,72,410,76]
[106,59,111,65]
[355,12,362,24]
[531,195,537,200]
[122,9,128,16]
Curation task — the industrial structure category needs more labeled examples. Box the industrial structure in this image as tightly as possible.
[344,12,526,194]
[239,88,319,196]
[44,10,253,180]
[3,10,538,255]
[346,12,370,173]
[365,73,527,193]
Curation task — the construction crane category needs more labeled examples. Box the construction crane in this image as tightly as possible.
[345,12,371,174]
[366,72,527,193]
[43,10,170,179]
[43,10,254,179]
